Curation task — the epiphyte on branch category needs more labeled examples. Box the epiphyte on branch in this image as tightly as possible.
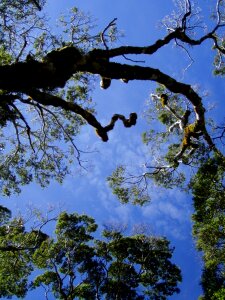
[120,78,129,83]
[43,46,83,69]
[160,94,168,107]
[100,77,111,89]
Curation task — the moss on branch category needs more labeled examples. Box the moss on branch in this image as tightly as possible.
[0,45,216,147]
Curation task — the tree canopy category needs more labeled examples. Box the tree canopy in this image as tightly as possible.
[0,0,224,195]
[190,156,225,300]
[0,207,181,299]
[0,0,225,299]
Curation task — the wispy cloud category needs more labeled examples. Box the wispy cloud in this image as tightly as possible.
[141,189,192,239]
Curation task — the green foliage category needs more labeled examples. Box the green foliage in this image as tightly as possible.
[152,166,185,189]
[0,49,17,129]
[0,205,11,224]
[0,0,46,57]
[0,2,224,298]
[109,84,213,207]
[0,209,181,299]
[199,267,225,300]
[212,288,225,300]
[0,3,100,195]
[0,212,47,298]
[0,77,95,196]
[164,144,181,164]
[190,156,225,299]
[0,46,12,65]
[0,1,223,198]
[107,158,185,206]
[158,111,174,126]
[213,39,225,76]
[85,230,181,300]
[107,165,150,205]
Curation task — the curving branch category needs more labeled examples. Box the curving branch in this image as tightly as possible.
[0,44,218,152]
[10,103,35,152]
[152,92,219,161]
[100,18,118,50]
[0,8,223,152]
[25,90,137,142]
[98,1,225,59]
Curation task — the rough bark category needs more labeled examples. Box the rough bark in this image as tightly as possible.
[0,45,219,151]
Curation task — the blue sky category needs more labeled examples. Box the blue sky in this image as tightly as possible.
[2,0,225,299]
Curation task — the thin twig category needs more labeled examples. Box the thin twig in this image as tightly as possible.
[122,54,145,63]
[10,103,35,153]
[100,18,117,50]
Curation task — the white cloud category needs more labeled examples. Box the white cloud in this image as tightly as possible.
[141,189,192,239]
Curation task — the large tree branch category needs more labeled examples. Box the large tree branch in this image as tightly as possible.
[107,30,225,56]
[104,30,179,58]
[0,45,221,152]
[94,19,225,59]
[26,90,137,142]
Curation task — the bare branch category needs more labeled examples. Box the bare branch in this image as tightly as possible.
[10,103,35,153]
[100,18,118,50]
[37,105,82,165]
[16,37,27,63]
[122,54,145,63]
[31,0,42,11]
[181,0,192,29]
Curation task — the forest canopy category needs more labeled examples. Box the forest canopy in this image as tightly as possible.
[0,207,182,299]
[0,0,224,299]
[0,0,224,196]
[0,1,224,197]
